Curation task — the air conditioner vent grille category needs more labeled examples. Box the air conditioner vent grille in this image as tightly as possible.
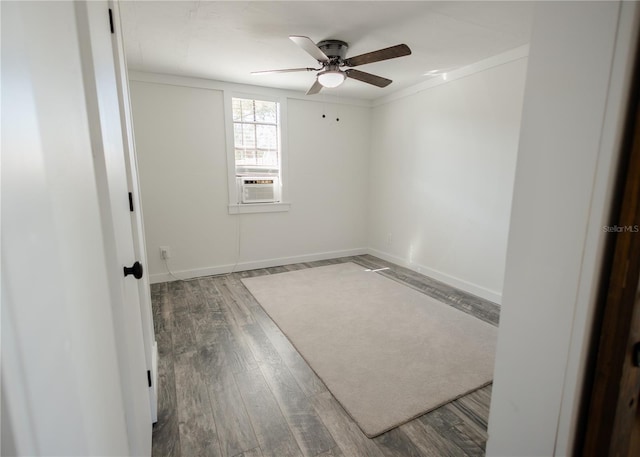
[239,177,280,204]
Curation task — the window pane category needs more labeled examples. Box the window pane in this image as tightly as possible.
[241,123,255,148]
[232,98,242,122]
[254,100,277,123]
[256,124,277,150]
[259,149,278,167]
[240,98,255,122]
[233,123,244,146]
[236,148,257,165]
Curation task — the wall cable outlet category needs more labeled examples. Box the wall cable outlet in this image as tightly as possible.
[160,246,170,260]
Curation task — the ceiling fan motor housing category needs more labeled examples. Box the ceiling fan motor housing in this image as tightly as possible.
[317,40,349,62]
[252,36,410,94]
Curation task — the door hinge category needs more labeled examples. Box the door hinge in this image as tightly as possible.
[147,370,152,388]
[128,192,134,212]
[108,8,114,34]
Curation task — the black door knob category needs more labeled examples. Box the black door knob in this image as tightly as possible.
[123,261,143,279]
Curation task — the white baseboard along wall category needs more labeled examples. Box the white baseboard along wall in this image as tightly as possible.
[150,247,502,305]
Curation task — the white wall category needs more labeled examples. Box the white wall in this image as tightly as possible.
[130,53,527,296]
[129,78,370,281]
[487,1,639,456]
[368,57,528,303]
[2,1,137,454]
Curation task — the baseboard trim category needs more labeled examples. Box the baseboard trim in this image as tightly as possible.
[149,247,502,304]
[366,248,502,305]
[149,248,368,284]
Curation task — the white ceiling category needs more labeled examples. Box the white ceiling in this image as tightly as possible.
[120,1,534,100]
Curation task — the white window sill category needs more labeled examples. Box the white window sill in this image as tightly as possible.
[228,202,291,215]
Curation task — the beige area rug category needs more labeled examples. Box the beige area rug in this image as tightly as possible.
[242,262,498,437]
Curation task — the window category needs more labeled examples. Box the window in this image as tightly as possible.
[232,98,280,177]
[224,92,289,214]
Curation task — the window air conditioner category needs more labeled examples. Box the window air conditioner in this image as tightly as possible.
[238,177,280,204]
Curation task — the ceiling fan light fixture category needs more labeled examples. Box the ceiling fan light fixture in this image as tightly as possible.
[317,69,345,88]
[253,36,411,94]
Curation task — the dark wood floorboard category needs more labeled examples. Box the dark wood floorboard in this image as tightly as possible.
[443,403,488,450]
[374,428,427,457]
[235,368,303,457]
[420,409,484,457]
[205,368,258,457]
[151,255,498,457]
[248,304,327,397]
[234,447,264,457]
[401,420,467,457]
[315,447,346,457]
[310,391,386,457]
[150,283,181,457]
[258,360,336,457]
[174,350,223,457]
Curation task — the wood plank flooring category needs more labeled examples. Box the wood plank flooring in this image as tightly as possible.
[150,255,499,457]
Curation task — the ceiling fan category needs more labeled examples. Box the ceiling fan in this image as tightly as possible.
[251,36,412,95]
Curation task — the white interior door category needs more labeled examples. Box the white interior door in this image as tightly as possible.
[75,0,153,454]
[108,0,159,422]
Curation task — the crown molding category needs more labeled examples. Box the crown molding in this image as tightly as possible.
[372,44,529,107]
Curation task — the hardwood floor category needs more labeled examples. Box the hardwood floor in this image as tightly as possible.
[150,255,499,457]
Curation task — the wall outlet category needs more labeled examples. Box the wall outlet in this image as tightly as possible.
[160,246,171,260]
[387,233,393,247]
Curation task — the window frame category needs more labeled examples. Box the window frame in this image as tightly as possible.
[224,91,290,214]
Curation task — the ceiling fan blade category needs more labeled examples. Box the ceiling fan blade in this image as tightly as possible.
[251,67,317,75]
[344,44,411,67]
[345,69,392,88]
[290,35,330,62]
[305,79,323,95]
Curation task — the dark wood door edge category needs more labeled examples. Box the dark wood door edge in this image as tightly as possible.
[579,29,640,457]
